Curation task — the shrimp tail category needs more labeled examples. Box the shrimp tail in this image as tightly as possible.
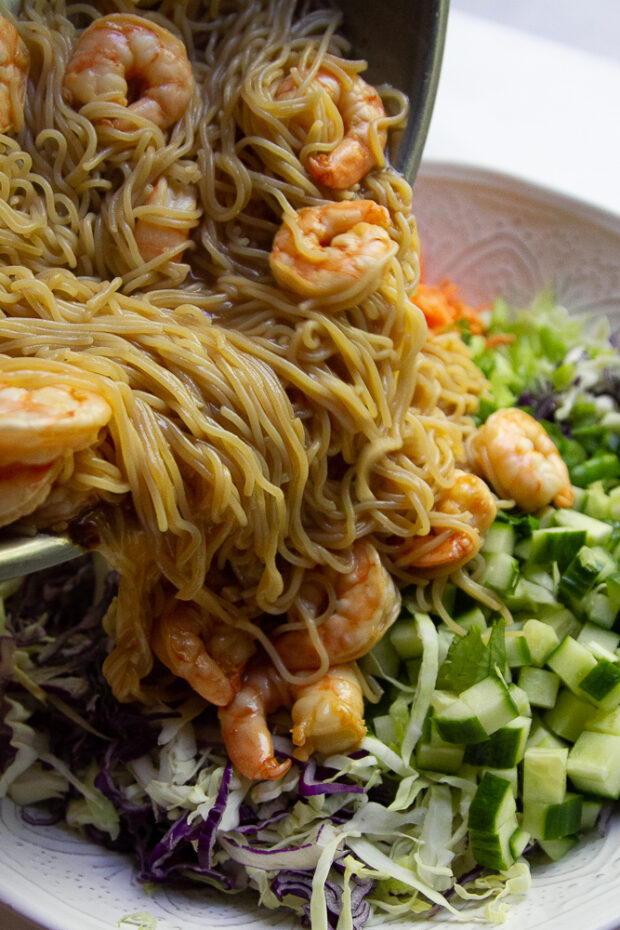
[218,662,293,781]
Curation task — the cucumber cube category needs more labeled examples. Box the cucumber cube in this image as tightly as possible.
[469,819,517,872]
[518,667,560,709]
[547,636,597,694]
[578,659,620,709]
[389,617,423,659]
[481,523,516,556]
[464,716,531,768]
[528,526,586,567]
[480,766,519,795]
[505,632,532,668]
[544,794,582,840]
[580,590,618,629]
[577,623,620,654]
[456,606,488,632]
[468,772,516,833]
[538,607,581,641]
[553,511,614,546]
[460,676,519,736]
[372,714,397,745]
[522,619,559,666]
[509,826,531,859]
[527,716,567,750]
[544,688,596,742]
[538,835,579,861]
[580,797,603,830]
[479,551,519,594]
[416,731,465,774]
[360,636,400,679]
[523,746,568,805]
[568,731,620,798]
[586,705,620,736]
[434,699,488,745]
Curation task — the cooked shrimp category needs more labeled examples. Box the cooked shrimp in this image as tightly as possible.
[275,539,400,671]
[218,659,366,780]
[151,602,255,707]
[275,68,387,189]
[218,659,293,781]
[269,200,393,298]
[291,664,366,761]
[468,407,574,512]
[0,461,62,528]
[397,470,497,575]
[0,383,112,466]
[62,14,194,132]
[135,177,200,263]
[0,15,30,134]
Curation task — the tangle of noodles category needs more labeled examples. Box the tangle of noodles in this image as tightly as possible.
[0,1,488,705]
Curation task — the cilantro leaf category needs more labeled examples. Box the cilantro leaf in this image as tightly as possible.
[437,620,507,693]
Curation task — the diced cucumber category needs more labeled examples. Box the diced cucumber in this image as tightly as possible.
[537,606,582,641]
[583,484,611,520]
[505,578,558,611]
[455,606,488,632]
[360,636,400,680]
[518,667,560,709]
[538,835,579,861]
[567,731,620,798]
[460,676,519,735]
[372,714,397,745]
[580,796,603,830]
[522,746,568,805]
[469,819,517,871]
[479,551,519,594]
[505,632,532,668]
[579,589,618,629]
[468,772,517,832]
[585,705,620,736]
[509,826,531,859]
[527,716,567,751]
[577,623,620,654]
[416,721,465,774]
[430,690,460,715]
[522,619,560,666]
[553,510,614,546]
[464,716,531,768]
[434,699,488,745]
[523,793,582,840]
[508,683,531,717]
[480,766,519,795]
[389,617,423,660]
[605,572,620,611]
[528,526,587,567]
[547,636,597,694]
[544,688,596,741]
[558,546,610,607]
[578,659,620,710]
[481,523,516,556]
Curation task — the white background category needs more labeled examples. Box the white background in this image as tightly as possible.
[425,0,620,216]
[2,2,620,928]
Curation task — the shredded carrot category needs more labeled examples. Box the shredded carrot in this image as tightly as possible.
[412,279,487,334]
[485,332,516,348]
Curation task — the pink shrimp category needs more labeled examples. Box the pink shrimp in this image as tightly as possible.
[275,68,387,189]
[218,660,366,781]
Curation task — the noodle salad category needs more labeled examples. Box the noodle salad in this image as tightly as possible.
[1,1,620,928]
[4,291,620,929]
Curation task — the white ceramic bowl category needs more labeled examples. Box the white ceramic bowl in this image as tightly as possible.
[2,163,620,930]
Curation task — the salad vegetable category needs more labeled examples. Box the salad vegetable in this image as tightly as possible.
[3,291,620,928]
